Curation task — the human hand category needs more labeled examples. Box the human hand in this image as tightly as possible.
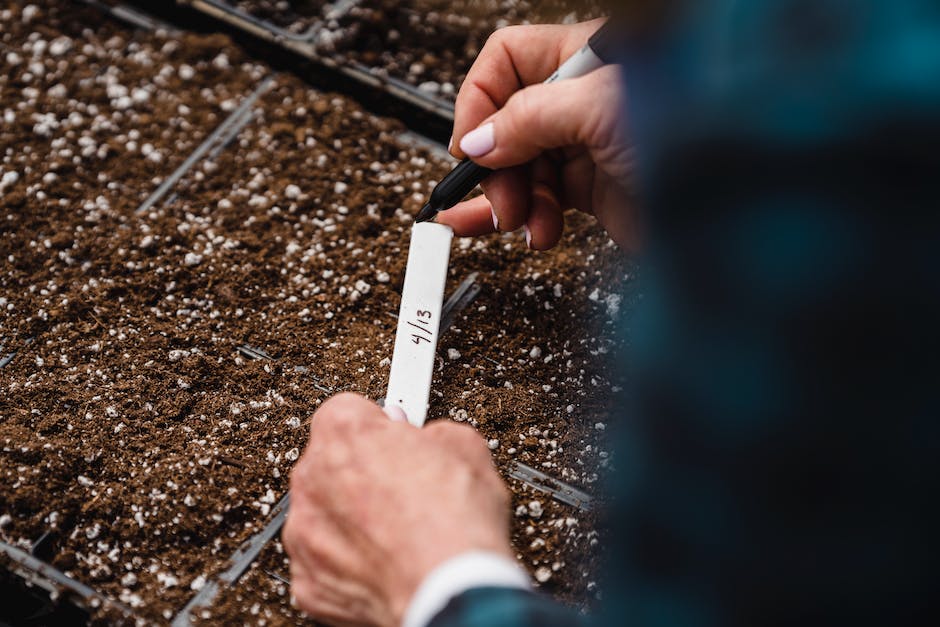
[437,20,635,251]
[283,393,513,627]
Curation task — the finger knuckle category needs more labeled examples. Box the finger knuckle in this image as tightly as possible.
[290,579,318,614]
[422,422,448,444]
[288,552,302,579]
[472,444,497,470]
[505,87,546,145]
[452,423,491,454]
[318,392,363,418]
[495,478,512,508]
[289,445,319,482]
[312,394,365,433]
[430,420,469,440]
[482,24,515,50]
[282,518,300,556]
[583,71,623,146]
[504,88,530,125]
[453,421,484,442]
[288,462,307,495]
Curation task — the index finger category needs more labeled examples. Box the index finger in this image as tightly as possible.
[452,19,606,158]
[310,392,386,437]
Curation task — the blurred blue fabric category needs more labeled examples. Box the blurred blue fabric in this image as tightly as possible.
[431,1,939,625]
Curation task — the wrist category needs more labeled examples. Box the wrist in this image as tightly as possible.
[387,524,516,625]
[399,550,531,627]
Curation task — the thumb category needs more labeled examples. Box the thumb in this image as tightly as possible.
[457,66,623,170]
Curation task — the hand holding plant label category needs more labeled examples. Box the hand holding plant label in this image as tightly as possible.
[284,393,512,627]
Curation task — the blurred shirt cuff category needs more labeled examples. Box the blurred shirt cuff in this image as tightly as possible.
[402,550,532,627]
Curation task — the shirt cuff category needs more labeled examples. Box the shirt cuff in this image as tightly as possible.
[401,550,532,627]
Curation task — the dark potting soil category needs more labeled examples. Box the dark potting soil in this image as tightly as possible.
[228,0,329,33]
[154,74,627,621]
[1,0,629,623]
[194,485,604,625]
[328,0,608,99]
[225,0,607,100]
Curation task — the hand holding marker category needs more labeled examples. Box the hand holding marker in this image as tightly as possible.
[415,20,620,226]
[387,23,620,424]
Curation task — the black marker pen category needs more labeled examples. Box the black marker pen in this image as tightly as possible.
[414,20,619,224]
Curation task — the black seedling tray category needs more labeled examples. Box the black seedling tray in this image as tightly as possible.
[179,0,457,122]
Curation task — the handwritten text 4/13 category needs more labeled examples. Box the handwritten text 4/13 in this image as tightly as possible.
[407,310,434,345]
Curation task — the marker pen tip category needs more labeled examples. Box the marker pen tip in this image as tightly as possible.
[414,203,437,223]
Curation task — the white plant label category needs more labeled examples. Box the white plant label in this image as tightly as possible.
[386,222,454,426]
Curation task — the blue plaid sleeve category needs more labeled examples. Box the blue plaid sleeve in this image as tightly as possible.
[434,1,939,626]
[607,0,940,626]
[427,587,587,627]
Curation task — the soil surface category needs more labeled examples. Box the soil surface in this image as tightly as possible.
[1,0,629,624]
[229,0,328,34]
[226,0,608,100]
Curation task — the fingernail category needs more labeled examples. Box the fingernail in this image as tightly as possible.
[384,405,408,422]
[491,206,499,231]
[524,224,532,249]
[459,122,495,158]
